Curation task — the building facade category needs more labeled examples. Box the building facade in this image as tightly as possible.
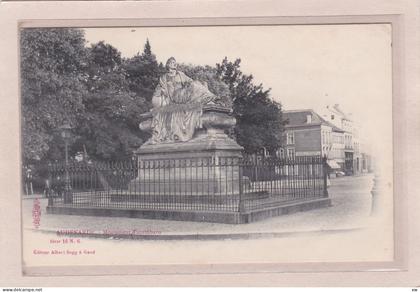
[279,110,328,158]
[329,126,345,170]
[278,106,372,176]
[278,110,342,173]
[320,104,373,175]
[321,104,355,175]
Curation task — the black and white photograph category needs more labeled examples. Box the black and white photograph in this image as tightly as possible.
[18,23,395,272]
[1,0,419,287]
[17,22,397,273]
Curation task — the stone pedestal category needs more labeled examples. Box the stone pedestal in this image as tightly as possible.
[128,104,244,198]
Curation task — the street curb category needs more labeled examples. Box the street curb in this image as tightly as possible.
[22,195,46,200]
[46,198,332,224]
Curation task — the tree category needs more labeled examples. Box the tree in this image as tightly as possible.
[124,39,163,101]
[77,41,150,161]
[216,57,286,154]
[20,28,88,163]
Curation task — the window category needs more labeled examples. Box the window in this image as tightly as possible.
[287,148,295,158]
[277,148,285,158]
[286,132,294,145]
[322,131,330,145]
[334,134,342,144]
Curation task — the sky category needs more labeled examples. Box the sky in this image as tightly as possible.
[83,24,392,156]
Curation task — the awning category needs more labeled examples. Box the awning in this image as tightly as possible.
[327,159,341,170]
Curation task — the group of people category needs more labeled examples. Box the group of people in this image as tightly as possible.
[23,165,66,198]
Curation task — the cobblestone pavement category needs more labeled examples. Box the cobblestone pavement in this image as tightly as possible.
[22,173,375,236]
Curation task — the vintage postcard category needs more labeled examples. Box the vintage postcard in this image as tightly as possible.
[0,0,418,286]
[19,22,396,273]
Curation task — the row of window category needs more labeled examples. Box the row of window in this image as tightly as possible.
[329,148,345,159]
[344,134,353,147]
[353,141,360,152]
[276,148,295,158]
[285,130,352,151]
[286,130,332,145]
[286,132,294,145]
[321,145,329,156]
[333,134,344,144]
[321,130,331,145]
[342,120,353,132]
[278,147,351,159]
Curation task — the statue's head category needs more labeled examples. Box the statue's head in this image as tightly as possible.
[166,57,177,71]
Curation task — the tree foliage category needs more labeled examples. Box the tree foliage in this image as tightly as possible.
[124,39,163,101]
[20,28,88,163]
[76,41,150,161]
[216,58,286,153]
[21,30,155,165]
[21,28,285,176]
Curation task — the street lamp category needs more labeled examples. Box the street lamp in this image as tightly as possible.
[59,123,72,204]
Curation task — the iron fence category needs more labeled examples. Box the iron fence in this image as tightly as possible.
[47,155,328,213]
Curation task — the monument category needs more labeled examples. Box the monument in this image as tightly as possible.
[128,57,244,198]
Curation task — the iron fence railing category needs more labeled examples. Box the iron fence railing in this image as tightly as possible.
[47,155,328,213]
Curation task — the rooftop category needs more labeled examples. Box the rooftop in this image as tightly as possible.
[325,104,353,121]
[283,109,322,126]
[283,109,344,133]
[283,109,345,133]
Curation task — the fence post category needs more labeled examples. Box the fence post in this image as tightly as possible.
[238,162,245,213]
[323,155,329,197]
[47,163,53,207]
[64,163,73,204]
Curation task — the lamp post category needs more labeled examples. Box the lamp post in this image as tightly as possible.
[370,156,383,216]
[60,123,72,204]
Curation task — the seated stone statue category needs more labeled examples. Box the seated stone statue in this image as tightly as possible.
[148,57,216,144]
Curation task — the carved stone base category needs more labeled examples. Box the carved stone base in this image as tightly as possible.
[129,137,243,196]
[128,178,242,196]
[129,104,245,198]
